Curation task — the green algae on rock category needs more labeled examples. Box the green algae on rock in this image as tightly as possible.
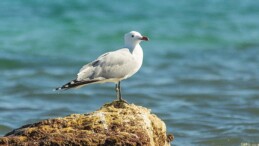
[0,101,173,146]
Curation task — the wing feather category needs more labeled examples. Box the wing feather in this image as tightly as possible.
[77,48,136,81]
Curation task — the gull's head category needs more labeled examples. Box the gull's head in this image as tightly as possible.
[124,31,149,48]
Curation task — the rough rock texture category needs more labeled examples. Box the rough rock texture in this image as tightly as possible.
[0,101,173,146]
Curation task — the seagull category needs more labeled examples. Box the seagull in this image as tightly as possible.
[55,31,149,102]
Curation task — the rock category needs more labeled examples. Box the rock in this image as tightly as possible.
[0,101,173,146]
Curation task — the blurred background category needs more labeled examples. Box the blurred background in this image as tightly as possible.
[0,0,259,145]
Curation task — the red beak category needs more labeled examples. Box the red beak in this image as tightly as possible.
[140,36,149,41]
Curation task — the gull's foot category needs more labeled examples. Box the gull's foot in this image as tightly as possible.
[118,99,128,104]
[112,99,129,108]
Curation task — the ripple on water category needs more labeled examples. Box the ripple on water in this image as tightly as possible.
[0,125,12,136]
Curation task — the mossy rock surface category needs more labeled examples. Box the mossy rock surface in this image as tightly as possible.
[0,101,173,146]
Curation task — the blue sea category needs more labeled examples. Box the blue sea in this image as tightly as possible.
[1,0,259,145]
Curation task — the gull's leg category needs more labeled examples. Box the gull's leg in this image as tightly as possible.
[115,83,120,100]
[115,81,122,101]
[115,81,127,103]
[118,81,122,101]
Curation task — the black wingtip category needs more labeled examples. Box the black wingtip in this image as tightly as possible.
[54,79,100,91]
[53,87,62,91]
[54,79,77,91]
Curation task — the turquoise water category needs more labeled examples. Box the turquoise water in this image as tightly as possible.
[1,0,259,145]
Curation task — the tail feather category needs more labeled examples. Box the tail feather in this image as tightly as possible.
[54,79,99,91]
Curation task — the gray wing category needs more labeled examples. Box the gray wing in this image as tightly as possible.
[77,49,137,81]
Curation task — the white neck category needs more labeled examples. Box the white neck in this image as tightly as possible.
[123,43,144,78]
[131,44,143,66]
[125,40,141,51]
[132,44,142,54]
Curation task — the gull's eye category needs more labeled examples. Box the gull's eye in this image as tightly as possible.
[131,35,134,38]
